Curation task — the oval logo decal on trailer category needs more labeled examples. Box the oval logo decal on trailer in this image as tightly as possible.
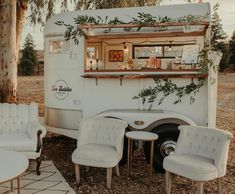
[52,80,72,100]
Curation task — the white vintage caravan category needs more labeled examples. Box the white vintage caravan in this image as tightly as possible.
[44,2,221,170]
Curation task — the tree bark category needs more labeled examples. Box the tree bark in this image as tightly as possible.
[0,0,17,102]
[16,1,28,63]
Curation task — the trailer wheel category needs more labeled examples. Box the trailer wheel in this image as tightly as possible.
[144,124,180,172]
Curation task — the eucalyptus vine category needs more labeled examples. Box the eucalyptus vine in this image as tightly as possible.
[55,12,208,44]
[55,11,213,109]
[133,78,206,110]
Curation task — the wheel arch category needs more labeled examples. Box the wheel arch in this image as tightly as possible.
[128,118,195,132]
[96,110,197,131]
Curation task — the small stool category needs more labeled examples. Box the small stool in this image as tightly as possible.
[126,131,158,178]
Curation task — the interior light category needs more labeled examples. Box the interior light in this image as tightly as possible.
[168,41,172,51]
[123,42,127,50]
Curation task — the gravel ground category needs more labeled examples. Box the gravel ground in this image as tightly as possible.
[17,74,235,194]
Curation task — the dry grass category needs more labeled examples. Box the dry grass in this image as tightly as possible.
[17,74,235,194]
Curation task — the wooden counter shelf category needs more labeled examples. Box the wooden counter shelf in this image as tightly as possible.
[82,73,208,79]
[82,69,207,85]
[84,68,201,73]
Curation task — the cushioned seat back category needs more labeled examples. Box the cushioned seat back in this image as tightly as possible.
[78,118,127,154]
[176,125,233,177]
[0,103,38,136]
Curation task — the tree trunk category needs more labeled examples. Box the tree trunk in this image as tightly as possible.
[16,1,28,63]
[0,0,17,102]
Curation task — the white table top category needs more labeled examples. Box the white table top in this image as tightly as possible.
[0,150,28,183]
[126,131,158,141]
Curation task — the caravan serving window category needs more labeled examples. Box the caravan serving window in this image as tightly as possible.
[49,40,70,54]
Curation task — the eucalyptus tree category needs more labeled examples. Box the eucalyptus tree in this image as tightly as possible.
[76,0,159,9]
[210,3,228,71]
[19,33,38,76]
[210,3,227,50]
[0,0,161,102]
[229,31,235,72]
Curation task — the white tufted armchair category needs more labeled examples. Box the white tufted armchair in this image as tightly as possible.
[0,102,47,175]
[163,125,233,194]
[72,118,128,188]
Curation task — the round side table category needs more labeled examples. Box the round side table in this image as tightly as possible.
[125,131,158,178]
[0,149,28,194]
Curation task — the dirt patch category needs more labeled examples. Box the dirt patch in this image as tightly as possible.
[17,74,235,193]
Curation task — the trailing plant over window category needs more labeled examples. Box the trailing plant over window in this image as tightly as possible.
[198,47,219,84]
[55,12,208,44]
[133,45,220,109]
[55,11,216,110]
[133,78,206,110]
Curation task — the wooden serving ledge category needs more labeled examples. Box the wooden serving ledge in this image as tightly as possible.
[82,71,207,85]
[81,68,208,85]
[84,68,201,73]
[82,73,207,79]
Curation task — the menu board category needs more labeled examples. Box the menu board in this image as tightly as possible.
[181,45,200,64]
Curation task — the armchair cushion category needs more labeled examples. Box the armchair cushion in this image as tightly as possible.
[163,154,218,181]
[72,144,121,168]
[0,134,36,152]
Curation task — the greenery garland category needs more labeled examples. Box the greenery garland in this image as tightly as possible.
[55,12,208,44]
[133,78,206,110]
[133,47,219,109]
[55,11,213,110]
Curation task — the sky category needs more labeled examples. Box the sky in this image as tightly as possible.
[21,0,235,50]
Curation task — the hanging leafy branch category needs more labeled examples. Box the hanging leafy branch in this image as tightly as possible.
[133,78,206,110]
[197,46,219,85]
[55,12,207,44]
[55,11,213,110]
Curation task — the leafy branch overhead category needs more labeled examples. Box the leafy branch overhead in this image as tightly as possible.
[55,11,212,110]
[133,78,206,110]
[55,12,208,44]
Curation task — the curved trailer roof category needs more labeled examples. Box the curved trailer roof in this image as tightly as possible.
[45,2,211,36]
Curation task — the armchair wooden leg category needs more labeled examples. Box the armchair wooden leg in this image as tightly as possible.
[197,182,204,194]
[165,171,172,194]
[36,157,41,175]
[217,178,223,194]
[107,168,112,189]
[75,164,80,184]
[114,164,120,176]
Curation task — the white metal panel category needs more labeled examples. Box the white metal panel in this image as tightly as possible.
[44,107,82,129]
[44,69,83,110]
[44,38,82,71]
[83,79,140,117]
[142,78,208,125]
